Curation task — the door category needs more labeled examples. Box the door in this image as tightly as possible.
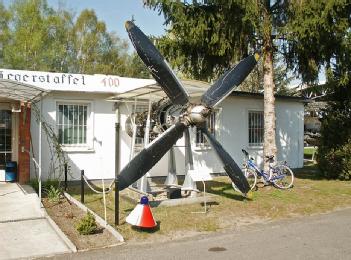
[0,110,12,169]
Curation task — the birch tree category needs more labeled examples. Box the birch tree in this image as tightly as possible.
[1,1,147,77]
[0,2,10,66]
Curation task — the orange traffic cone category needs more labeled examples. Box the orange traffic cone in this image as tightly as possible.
[126,196,157,228]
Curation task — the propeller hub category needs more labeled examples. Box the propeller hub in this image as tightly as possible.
[186,105,210,125]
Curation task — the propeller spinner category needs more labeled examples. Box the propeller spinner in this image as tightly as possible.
[118,21,259,195]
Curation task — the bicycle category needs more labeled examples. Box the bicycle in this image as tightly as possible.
[232,149,294,192]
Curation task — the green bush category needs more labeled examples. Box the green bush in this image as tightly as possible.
[46,185,62,203]
[318,140,351,180]
[317,84,351,179]
[29,179,60,194]
[76,212,98,235]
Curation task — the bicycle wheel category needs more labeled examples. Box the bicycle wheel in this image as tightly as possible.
[271,165,294,189]
[232,168,257,192]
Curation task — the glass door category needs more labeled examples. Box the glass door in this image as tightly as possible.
[0,110,12,169]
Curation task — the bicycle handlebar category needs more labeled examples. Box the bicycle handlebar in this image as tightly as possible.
[242,148,275,163]
[265,155,275,162]
[241,149,249,157]
[242,148,276,163]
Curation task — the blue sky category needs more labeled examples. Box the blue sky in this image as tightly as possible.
[3,0,166,40]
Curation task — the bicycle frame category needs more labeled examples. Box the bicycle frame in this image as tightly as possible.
[241,148,294,189]
[246,159,271,182]
[245,155,286,183]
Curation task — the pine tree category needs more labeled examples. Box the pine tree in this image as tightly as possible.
[144,0,350,169]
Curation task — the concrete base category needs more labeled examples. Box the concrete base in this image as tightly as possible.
[123,185,218,208]
[150,193,217,207]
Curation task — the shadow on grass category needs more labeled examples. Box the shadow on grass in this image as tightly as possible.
[200,201,219,207]
[293,163,325,180]
[206,180,247,201]
[131,221,161,233]
[66,185,97,197]
[66,178,250,205]
[124,207,134,213]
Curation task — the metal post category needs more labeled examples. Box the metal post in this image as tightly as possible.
[182,129,197,193]
[164,147,178,186]
[138,96,152,193]
[81,170,84,204]
[64,163,68,191]
[130,99,137,188]
[38,97,42,208]
[203,180,207,213]
[129,98,137,161]
[115,174,119,226]
[115,103,120,226]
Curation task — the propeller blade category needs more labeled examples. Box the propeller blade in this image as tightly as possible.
[201,54,260,108]
[118,121,188,190]
[200,127,250,194]
[125,21,189,105]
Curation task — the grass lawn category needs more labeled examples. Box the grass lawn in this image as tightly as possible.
[304,147,317,159]
[67,163,351,242]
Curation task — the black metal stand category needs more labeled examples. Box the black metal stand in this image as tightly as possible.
[115,176,119,225]
[81,169,84,204]
[115,117,120,225]
[64,163,68,191]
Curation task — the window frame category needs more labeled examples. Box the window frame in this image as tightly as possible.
[56,100,94,151]
[195,108,221,149]
[247,110,264,148]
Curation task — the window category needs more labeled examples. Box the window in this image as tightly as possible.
[57,103,88,145]
[196,111,217,146]
[0,110,12,165]
[133,104,148,146]
[248,111,264,146]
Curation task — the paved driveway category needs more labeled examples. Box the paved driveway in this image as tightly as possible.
[0,183,71,259]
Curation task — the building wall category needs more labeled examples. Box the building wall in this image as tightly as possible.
[220,96,304,169]
[31,93,304,181]
[119,96,304,178]
[192,96,304,172]
[30,92,116,181]
[275,99,304,167]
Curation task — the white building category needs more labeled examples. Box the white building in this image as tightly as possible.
[0,69,304,184]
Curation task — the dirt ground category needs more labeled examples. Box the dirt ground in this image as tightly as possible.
[43,197,120,250]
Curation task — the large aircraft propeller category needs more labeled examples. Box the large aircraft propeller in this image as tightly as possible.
[118,21,259,195]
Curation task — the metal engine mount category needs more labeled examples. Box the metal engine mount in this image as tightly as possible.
[125,98,186,140]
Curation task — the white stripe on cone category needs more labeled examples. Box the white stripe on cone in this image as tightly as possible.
[126,203,157,228]
[126,204,144,226]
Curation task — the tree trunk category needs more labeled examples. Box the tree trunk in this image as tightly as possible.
[263,48,277,171]
[262,5,277,171]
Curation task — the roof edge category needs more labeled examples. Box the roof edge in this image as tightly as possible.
[230,91,307,102]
